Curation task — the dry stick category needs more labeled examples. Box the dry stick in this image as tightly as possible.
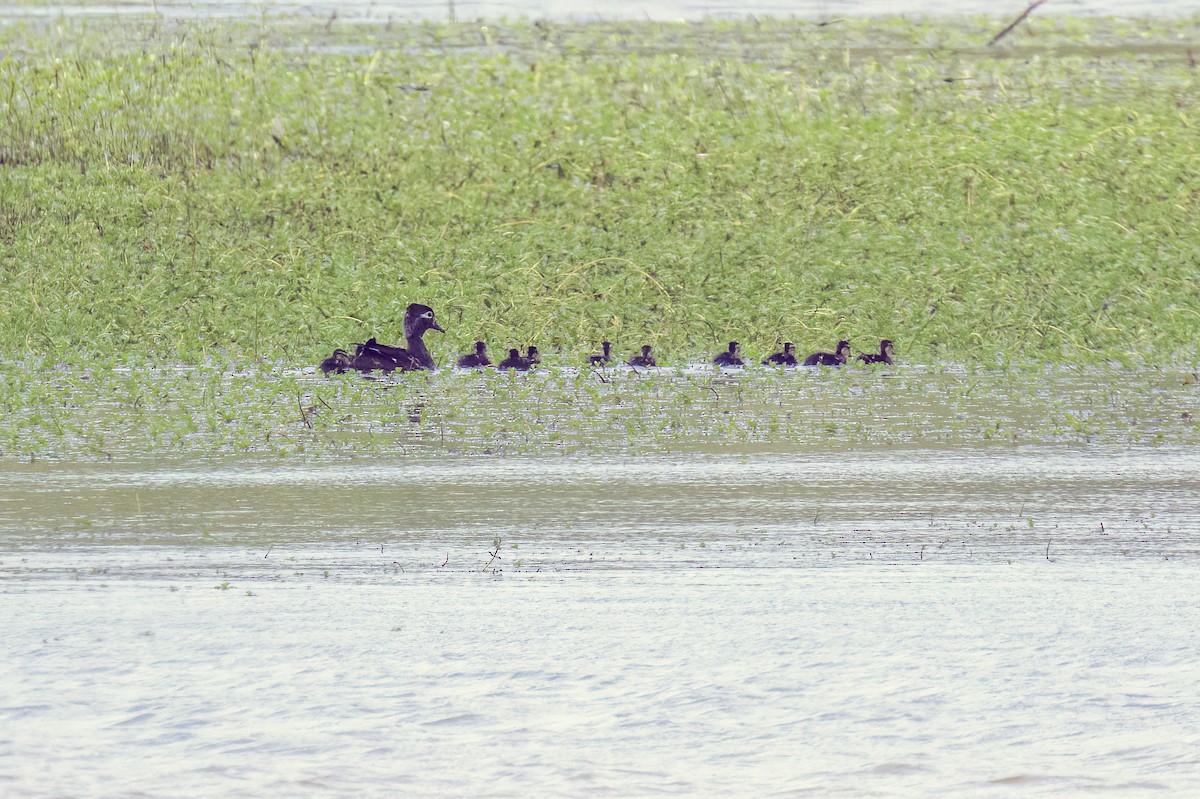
[296,396,312,429]
[483,538,502,571]
[988,0,1048,47]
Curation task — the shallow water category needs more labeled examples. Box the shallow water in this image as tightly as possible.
[3,443,1200,795]
[3,362,1198,461]
[3,0,1199,22]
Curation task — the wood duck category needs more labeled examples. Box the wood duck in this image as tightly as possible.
[762,343,797,366]
[589,341,615,365]
[857,339,895,365]
[628,345,657,367]
[498,347,533,370]
[803,340,851,367]
[712,341,745,367]
[458,341,491,368]
[319,348,351,374]
[349,303,444,373]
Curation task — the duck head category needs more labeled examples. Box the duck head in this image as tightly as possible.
[527,346,541,363]
[728,341,740,355]
[403,303,445,339]
[880,339,895,358]
[474,341,488,355]
[783,343,795,355]
[321,349,351,372]
[601,341,612,357]
[641,345,653,356]
[836,340,851,359]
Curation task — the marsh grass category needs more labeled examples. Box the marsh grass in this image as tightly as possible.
[1,14,1198,366]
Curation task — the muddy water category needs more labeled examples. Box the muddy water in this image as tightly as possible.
[1,448,1198,561]
[3,442,1200,796]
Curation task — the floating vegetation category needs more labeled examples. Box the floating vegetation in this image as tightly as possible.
[0,361,1195,460]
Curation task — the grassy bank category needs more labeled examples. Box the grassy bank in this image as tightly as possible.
[1,14,1198,366]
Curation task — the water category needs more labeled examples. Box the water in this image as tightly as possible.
[4,444,1200,795]
[3,0,1200,22]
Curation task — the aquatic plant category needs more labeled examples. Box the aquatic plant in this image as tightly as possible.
[0,358,1196,461]
[1,15,1198,367]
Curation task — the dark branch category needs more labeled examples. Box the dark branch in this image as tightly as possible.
[988,0,1048,47]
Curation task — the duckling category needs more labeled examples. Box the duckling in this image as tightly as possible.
[498,347,533,371]
[349,303,444,372]
[803,340,851,367]
[857,339,895,365]
[628,345,657,368]
[458,341,491,368]
[589,341,615,366]
[712,341,745,367]
[762,343,797,366]
[319,348,351,374]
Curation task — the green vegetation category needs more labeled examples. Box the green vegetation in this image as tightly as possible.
[2,13,1198,366]
[0,361,1196,460]
[1,13,1198,461]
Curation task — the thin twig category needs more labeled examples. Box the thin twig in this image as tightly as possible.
[988,0,1047,47]
[297,396,312,429]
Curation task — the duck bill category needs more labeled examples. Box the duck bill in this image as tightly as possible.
[430,321,445,333]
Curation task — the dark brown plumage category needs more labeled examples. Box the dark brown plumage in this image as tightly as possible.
[458,341,491,368]
[628,345,657,368]
[348,303,444,373]
[803,340,851,367]
[319,349,352,374]
[498,347,533,370]
[857,339,895,365]
[589,341,615,365]
[712,341,745,367]
[763,343,797,366]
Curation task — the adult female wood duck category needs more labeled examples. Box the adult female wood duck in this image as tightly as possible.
[458,341,491,368]
[712,341,745,367]
[347,303,444,373]
[857,339,895,365]
[589,341,615,365]
[319,349,351,374]
[803,340,851,367]
[498,347,534,370]
[628,345,657,367]
[762,343,797,366]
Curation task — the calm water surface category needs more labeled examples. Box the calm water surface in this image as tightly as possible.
[3,444,1200,795]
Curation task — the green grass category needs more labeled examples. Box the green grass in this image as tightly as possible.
[1,14,1197,367]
